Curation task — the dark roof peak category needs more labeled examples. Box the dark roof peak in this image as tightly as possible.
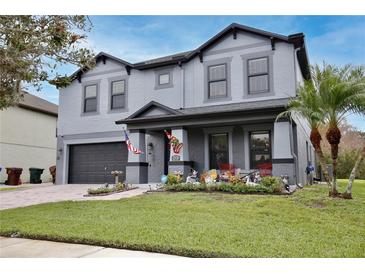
[68,23,310,82]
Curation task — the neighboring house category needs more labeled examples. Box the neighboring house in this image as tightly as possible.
[0,92,58,183]
[56,23,316,185]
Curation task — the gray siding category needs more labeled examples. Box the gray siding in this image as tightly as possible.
[188,128,205,174]
[56,27,307,184]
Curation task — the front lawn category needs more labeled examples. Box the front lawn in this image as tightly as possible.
[0,186,26,191]
[0,179,364,257]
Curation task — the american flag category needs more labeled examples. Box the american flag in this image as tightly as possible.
[124,131,142,154]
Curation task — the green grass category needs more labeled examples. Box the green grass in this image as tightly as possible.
[0,179,364,257]
[0,186,26,191]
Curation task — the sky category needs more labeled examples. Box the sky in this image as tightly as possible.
[30,16,365,130]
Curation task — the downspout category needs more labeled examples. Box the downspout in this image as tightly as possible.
[289,119,298,185]
[293,47,301,95]
[291,47,301,185]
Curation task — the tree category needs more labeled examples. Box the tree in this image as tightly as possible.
[319,120,365,154]
[0,15,95,109]
[343,145,365,199]
[277,81,331,188]
[316,64,365,196]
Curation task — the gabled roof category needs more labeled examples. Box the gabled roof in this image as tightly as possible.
[124,101,182,120]
[18,92,58,117]
[185,23,291,61]
[70,51,133,81]
[69,23,311,82]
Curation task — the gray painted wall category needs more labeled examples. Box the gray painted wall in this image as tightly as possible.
[188,128,205,174]
[58,32,300,137]
[56,28,312,184]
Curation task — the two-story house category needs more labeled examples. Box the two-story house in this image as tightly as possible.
[56,23,315,185]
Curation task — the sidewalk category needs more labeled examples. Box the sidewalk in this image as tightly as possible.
[0,237,179,258]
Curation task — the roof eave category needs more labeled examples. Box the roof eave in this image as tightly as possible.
[116,104,287,125]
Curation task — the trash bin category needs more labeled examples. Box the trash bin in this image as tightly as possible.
[29,168,44,184]
[5,168,23,185]
[49,165,56,184]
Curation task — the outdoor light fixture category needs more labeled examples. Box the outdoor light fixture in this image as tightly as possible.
[148,142,154,155]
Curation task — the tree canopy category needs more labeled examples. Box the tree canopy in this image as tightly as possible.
[0,15,95,109]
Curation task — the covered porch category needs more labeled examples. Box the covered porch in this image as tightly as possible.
[116,99,298,185]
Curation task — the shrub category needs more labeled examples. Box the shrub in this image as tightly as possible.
[115,182,126,191]
[164,181,282,194]
[87,182,127,195]
[165,183,206,191]
[228,174,244,184]
[336,149,365,179]
[87,187,114,195]
[260,176,283,193]
[167,173,183,185]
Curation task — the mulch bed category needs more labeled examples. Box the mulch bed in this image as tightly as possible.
[83,187,138,197]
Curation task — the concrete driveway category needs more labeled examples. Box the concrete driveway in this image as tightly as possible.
[0,183,147,210]
[0,237,178,257]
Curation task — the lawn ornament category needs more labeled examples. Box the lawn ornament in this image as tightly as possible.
[186,169,198,184]
[111,170,123,185]
[204,169,218,184]
[161,174,168,184]
[173,170,183,181]
[281,174,290,192]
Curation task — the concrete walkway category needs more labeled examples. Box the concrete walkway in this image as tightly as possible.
[0,237,179,258]
[0,184,148,210]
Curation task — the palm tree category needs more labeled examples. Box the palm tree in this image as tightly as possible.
[277,81,331,187]
[316,64,365,196]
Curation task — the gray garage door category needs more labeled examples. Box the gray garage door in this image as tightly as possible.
[68,142,128,184]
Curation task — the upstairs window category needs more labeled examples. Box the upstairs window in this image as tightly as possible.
[248,57,269,94]
[84,84,97,113]
[158,73,170,85]
[208,64,227,99]
[155,69,173,90]
[111,80,125,110]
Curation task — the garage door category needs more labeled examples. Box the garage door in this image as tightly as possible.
[68,142,128,184]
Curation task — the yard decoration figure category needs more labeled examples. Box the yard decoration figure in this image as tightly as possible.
[164,130,183,154]
[161,174,168,184]
[281,174,290,192]
[204,169,218,184]
[173,170,183,181]
[305,162,315,185]
[186,168,198,184]
[111,170,123,185]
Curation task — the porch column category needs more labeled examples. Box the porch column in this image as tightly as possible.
[272,121,296,184]
[126,129,148,184]
[168,127,193,179]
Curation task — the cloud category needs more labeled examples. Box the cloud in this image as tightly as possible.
[307,21,365,66]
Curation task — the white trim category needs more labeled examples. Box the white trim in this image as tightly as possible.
[203,126,233,170]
